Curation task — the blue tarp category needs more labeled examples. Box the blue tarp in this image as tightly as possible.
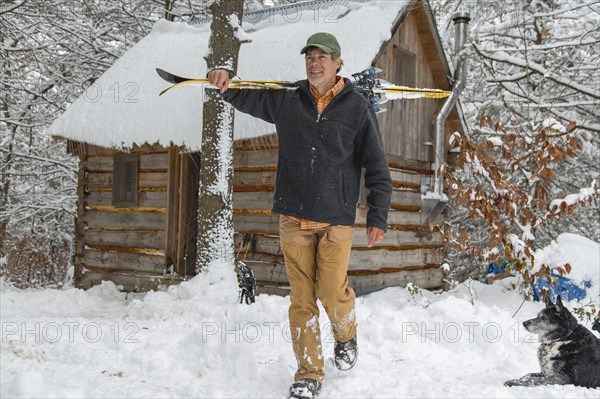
[485,262,591,302]
[532,274,591,302]
[485,261,509,278]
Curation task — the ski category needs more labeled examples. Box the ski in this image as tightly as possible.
[156,67,452,111]
[156,68,297,96]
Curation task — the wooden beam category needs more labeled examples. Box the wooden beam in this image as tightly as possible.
[76,270,186,292]
[389,163,433,175]
[87,205,166,214]
[82,153,169,172]
[86,244,165,256]
[389,169,422,185]
[82,249,166,274]
[349,267,444,294]
[234,166,277,172]
[85,228,165,250]
[234,169,277,187]
[349,247,444,270]
[139,187,167,192]
[349,263,442,275]
[234,209,272,215]
[393,182,420,192]
[86,191,167,208]
[391,190,421,207]
[233,149,278,168]
[233,191,274,209]
[233,132,278,148]
[83,209,166,229]
[85,171,168,190]
[390,204,421,212]
[235,145,278,151]
[351,244,444,251]
[354,223,440,231]
[233,185,274,192]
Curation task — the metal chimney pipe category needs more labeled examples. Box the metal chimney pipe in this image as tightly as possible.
[453,12,470,77]
[432,11,470,199]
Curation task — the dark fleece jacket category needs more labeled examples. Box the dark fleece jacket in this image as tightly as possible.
[222,78,392,231]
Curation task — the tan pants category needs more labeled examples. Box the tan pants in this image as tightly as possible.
[279,215,357,382]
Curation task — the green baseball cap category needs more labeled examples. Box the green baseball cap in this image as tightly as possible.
[300,32,341,56]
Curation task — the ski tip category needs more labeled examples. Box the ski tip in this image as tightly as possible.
[156,68,176,84]
[158,85,171,96]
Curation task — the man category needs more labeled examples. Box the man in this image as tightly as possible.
[208,32,392,399]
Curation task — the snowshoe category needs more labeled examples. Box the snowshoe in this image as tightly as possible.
[334,336,358,371]
[288,378,322,399]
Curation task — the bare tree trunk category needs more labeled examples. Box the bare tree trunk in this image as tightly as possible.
[0,34,14,252]
[0,129,14,251]
[196,0,245,272]
[164,0,176,21]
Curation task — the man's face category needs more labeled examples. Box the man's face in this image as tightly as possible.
[305,47,341,88]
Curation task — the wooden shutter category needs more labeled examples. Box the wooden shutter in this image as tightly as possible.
[397,47,416,87]
[112,153,139,207]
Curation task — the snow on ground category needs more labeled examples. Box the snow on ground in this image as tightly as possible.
[1,233,599,398]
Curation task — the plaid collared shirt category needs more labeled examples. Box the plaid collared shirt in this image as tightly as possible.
[310,75,345,117]
[285,76,345,230]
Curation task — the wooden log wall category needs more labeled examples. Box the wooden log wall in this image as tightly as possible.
[74,143,175,292]
[232,136,448,297]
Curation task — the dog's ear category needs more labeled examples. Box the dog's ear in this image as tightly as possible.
[592,318,600,333]
[555,295,564,312]
[543,294,553,308]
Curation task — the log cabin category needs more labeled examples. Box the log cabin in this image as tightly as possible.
[50,0,467,294]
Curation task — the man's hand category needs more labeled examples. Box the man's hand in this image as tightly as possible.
[207,69,230,93]
[366,227,385,247]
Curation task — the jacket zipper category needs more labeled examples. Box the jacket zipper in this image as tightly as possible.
[298,82,351,213]
[305,111,320,209]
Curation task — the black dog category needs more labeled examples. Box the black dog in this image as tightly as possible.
[505,295,600,388]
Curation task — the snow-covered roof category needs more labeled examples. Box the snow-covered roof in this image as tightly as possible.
[49,0,411,150]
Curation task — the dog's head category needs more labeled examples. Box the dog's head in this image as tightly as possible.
[523,295,579,342]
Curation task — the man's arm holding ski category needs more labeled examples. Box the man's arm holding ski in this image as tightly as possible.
[205,68,287,124]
